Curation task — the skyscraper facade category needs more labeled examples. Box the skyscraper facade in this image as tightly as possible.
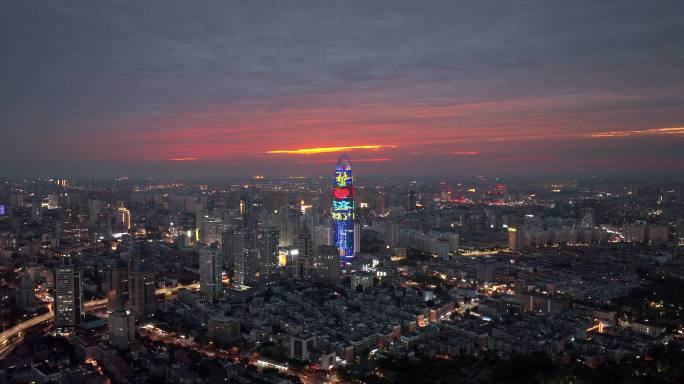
[128,247,156,317]
[199,245,222,300]
[295,226,313,280]
[234,229,257,285]
[54,261,83,331]
[257,226,280,281]
[313,245,340,286]
[332,154,355,265]
[108,307,136,350]
[107,258,128,312]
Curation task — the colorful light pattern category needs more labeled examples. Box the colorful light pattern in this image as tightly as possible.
[333,188,351,199]
[333,154,355,265]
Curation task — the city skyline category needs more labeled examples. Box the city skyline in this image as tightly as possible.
[0,0,684,384]
[1,1,684,177]
[1,154,683,383]
[2,2,684,382]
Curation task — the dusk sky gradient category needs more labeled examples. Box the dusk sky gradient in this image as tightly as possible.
[1,0,683,177]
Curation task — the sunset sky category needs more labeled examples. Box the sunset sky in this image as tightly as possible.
[1,0,683,177]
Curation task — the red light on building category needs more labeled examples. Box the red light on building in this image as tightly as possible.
[333,188,350,199]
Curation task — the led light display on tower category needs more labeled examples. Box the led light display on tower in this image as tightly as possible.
[333,154,355,265]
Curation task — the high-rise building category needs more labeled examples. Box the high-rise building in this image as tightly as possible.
[351,272,374,290]
[579,208,595,229]
[677,219,684,242]
[88,199,102,225]
[221,229,234,269]
[113,204,131,233]
[332,154,355,265]
[312,219,333,249]
[354,223,361,254]
[10,194,24,208]
[15,270,35,311]
[107,259,135,350]
[648,224,668,246]
[290,334,317,361]
[447,233,460,256]
[207,315,241,345]
[257,226,279,281]
[313,245,340,286]
[476,261,495,283]
[196,211,206,244]
[108,297,135,350]
[107,259,129,312]
[128,247,156,317]
[295,226,313,280]
[508,227,521,251]
[234,229,257,285]
[199,246,222,300]
[31,199,41,218]
[53,222,61,248]
[623,222,647,243]
[54,261,83,331]
[435,238,449,261]
[199,215,223,244]
[408,190,417,212]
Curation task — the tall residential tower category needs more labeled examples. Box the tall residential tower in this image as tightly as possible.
[54,260,83,331]
[199,245,222,301]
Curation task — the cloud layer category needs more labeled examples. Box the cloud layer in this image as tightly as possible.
[1,0,683,176]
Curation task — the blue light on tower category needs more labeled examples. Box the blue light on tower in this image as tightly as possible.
[332,154,354,265]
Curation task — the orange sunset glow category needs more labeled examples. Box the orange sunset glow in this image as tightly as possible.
[266,145,395,155]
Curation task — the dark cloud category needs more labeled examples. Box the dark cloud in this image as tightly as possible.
[0,0,683,176]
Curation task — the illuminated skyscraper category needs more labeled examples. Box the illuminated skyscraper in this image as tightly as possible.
[332,154,355,265]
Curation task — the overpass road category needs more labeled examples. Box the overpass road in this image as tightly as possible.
[0,282,199,356]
